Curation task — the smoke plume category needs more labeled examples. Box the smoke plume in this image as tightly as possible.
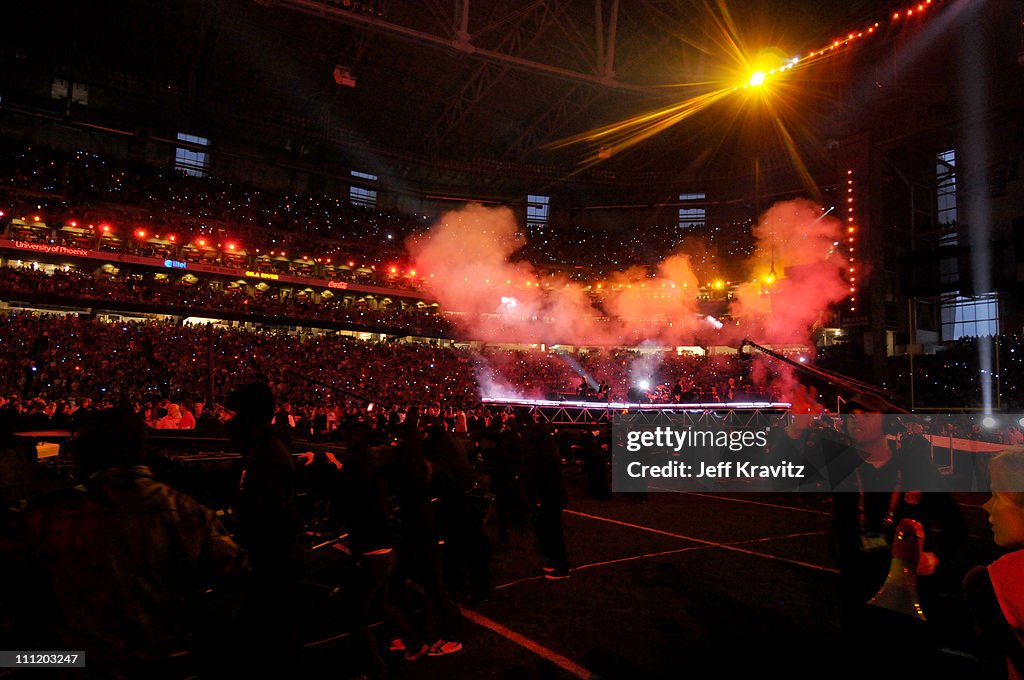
[727,199,847,344]
[408,199,846,352]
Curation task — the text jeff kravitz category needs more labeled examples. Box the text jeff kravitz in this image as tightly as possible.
[625,460,806,479]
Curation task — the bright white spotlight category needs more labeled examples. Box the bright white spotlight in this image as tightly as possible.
[982,416,996,429]
[1018,417,1024,428]
[639,380,650,390]
[499,296,518,309]
[705,315,724,330]
[748,71,766,87]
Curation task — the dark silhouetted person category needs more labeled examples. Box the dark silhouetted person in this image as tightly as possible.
[225,382,300,678]
[272,402,297,445]
[343,432,427,678]
[6,408,247,680]
[581,426,612,500]
[526,421,570,579]
[491,415,527,543]
[392,413,463,656]
[425,425,492,604]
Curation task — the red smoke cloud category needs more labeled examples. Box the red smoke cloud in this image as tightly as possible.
[408,199,846,350]
[406,203,702,346]
[727,199,847,345]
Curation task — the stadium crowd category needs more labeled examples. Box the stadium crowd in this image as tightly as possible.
[0,264,450,335]
[0,312,790,429]
[0,313,474,414]
[4,308,1021,430]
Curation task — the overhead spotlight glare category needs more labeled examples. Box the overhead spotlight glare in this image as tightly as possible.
[747,71,766,87]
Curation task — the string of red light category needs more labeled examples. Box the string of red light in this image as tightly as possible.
[845,169,858,313]
[803,0,942,61]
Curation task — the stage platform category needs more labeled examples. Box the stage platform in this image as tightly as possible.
[481,396,792,426]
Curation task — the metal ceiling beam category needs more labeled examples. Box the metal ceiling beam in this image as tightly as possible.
[421,1,565,154]
[604,0,619,77]
[500,0,621,162]
[419,0,456,38]
[506,84,606,159]
[421,59,505,153]
[506,8,676,161]
[594,0,619,80]
[267,0,660,92]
